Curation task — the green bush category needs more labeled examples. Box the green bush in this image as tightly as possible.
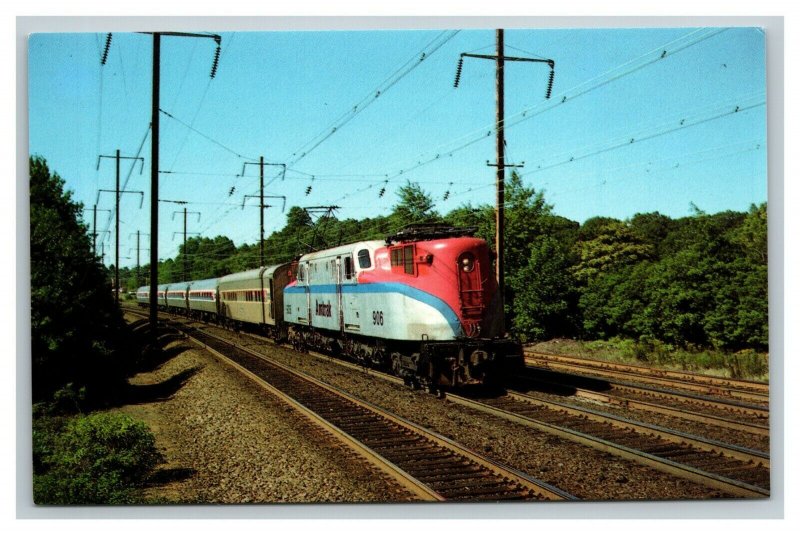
[33,412,162,504]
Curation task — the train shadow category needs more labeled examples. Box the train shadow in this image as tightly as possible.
[145,466,197,487]
[504,367,615,399]
[121,366,204,405]
[136,343,195,374]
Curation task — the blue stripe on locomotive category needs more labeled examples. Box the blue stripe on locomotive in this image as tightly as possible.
[285,282,462,336]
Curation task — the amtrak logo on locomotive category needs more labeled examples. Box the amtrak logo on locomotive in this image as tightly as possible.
[315,300,332,317]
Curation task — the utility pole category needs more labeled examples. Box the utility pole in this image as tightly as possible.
[129,231,150,289]
[145,31,221,339]
[84,205,110,256]
[172,208,200,281]
[242,159,286,267]
[96,151,145,305]
[495,30,505,315]
[453,29,555,335]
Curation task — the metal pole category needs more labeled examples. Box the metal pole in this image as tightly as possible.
[136,230,140,288]
[495,29,505,335]
[260,156,265,267]
[115,149,120,306]
[92,204,97,256]
[183,207,188,281]
[149,32,160,336]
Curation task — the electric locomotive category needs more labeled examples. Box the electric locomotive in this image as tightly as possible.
[284,225,523,389]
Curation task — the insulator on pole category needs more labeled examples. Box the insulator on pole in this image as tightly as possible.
[210,45,221,78]
[101,33,112,65]
[453,57,464,88]
[545,68,555,99]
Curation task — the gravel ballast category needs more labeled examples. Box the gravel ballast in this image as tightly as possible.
[118,321,413,503]
[198,323,735,501]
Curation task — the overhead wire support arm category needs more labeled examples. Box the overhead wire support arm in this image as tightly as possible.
[84,205,111,256]
[96,189,145,209]
[452,30,556,336]
[173,208,201,281]
[455,52,555,100]
[242,158,288,267]
[97,150,146,305]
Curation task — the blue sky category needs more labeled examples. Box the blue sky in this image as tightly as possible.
[28,27,766,269]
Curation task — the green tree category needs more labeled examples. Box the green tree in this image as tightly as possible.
[391,181,439,226]
[30,156,128,401]
[572,219,654,284]
[728,203,767,264]
[509,236,579,341]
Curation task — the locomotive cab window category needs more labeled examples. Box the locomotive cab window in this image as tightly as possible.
[390,244,416,275]
[403,245,414,274]
[344,256,354,279]
[357,249,371,269]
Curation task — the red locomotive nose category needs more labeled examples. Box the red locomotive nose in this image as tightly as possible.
[456,246,488,338]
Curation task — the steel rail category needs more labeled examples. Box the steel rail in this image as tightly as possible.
[525,354,769,405]
[523,366,769,420]
[124,308,441,501]
[185,328,445,502]
[533,379,770,437]
[503,390,769,467]
[222,322,769,438]
[443,393,769,499]
[525,350,769,393]
[123,308,768,498]
[188,316,770,497]
[168,319,575,501]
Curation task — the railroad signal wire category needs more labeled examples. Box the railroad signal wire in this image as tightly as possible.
[366,27,727,190]
[543,140,765,199]
[159,107,258,161]
[323,27,728,210]
[520,93,765,178]
[286,30,460,168]
[154,28,729,259]
[441,140,765,209]
[167,33,236,172]
[501,28,728,134]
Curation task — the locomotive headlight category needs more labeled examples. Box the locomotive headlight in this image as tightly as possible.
[460,253,475,272]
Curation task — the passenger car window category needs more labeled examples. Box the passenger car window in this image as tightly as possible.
[357,249,371,269]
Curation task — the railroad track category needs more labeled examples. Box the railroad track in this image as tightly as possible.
[446,391,769,498]
[205,321,770,498]
[521,366,769,424]
[525,351,769,405]
[135,313,575,502]
[125,308,769,498]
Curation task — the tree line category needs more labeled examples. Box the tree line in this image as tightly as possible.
[122,172,767,354]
